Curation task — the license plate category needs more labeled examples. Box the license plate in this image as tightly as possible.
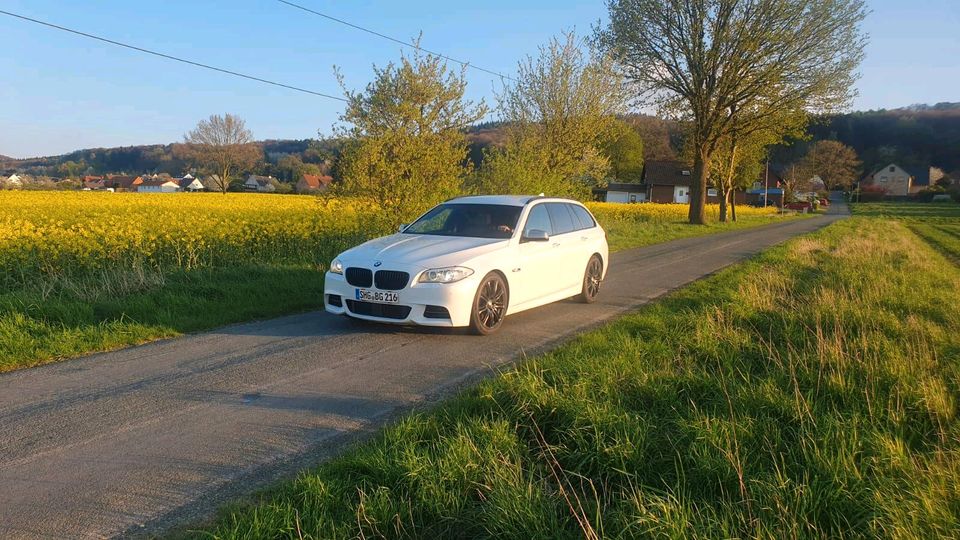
[355,288,399,304]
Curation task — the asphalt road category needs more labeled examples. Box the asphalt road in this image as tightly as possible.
[0,204,847,539]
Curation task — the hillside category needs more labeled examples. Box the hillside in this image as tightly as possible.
[0,139,325,177]
[6,103,959,178]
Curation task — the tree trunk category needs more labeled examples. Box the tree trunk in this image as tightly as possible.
[690,149,709,225]
[719,189,729,223]
[730,189,738,221]
[221,165,229,195]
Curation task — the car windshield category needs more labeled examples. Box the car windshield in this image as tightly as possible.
[403,203,522,239]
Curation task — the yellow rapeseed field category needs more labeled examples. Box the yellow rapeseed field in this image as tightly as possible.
[586,201,777,223]
[1,191,778,290]
[1,191,379,289]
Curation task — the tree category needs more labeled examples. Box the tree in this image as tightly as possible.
[58,160,86,179]
[598,0,867,224]
[707,107,807,222]
[802,140,861,190]
[335,45,487,223]
[277,154,322,182]
[602,120,644,182]
[780,161,815,202]
[183,114,262,194]
[474,32,628,198]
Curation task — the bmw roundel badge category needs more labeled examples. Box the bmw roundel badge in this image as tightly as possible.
[373,261,382,267]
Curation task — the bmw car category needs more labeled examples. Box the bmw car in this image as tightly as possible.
[323,195,609,334]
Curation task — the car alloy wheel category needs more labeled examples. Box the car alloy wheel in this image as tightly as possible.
[470,273,508,335]
[579,255,603,303]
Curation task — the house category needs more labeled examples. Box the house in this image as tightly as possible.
[177,174,205,192]
[641,160,743,204]
[82,175,105,190]
[908,166,945,194]
[861,163,912,197]
[4,173,23,188]
[137,180,181,193]
[642,160,694,203]
[296,174,333,193]
[106,175,143,192]
[244,175,277,193]
[202,175,225,192]
[603,182,647,203]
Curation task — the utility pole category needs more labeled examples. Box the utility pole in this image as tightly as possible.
[764,159,770,207]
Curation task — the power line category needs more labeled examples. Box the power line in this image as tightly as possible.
[274,0,515,82]
[0,9,347,102]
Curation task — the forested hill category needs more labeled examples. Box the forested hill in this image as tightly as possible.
[5,103,960,177]
[807,103,960,174]
[1,140,322,176]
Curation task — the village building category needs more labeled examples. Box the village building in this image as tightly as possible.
[244,175,277,193]
[105,175,143,192]
[861,163,913,197]
[137,179,180,193]
[296,174,333,193]
[177,174,205,192]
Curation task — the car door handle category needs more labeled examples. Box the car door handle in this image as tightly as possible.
[580,236,589,241]
[552,242,561,247]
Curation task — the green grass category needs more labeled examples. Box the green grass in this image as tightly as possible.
[600,213,803,253]
[851,200,960,220]
[187,216,960,539]
[0,264,325,371]
[0,206,800,372]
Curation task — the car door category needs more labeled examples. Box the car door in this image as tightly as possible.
[512,203,559,307]
[567,202,601,269]
[544,202,583,290]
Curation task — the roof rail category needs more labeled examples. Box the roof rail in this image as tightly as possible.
[525,194,547,204]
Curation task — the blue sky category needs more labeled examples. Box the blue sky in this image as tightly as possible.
[2,0,958,158]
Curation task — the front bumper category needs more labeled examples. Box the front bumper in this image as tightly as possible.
[324,269,480,327]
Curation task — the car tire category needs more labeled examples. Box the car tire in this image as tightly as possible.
[578,255,603,304]
[469,272,509,335]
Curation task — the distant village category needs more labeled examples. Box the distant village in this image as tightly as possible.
[1,159,952,207]
[0,171,333,194]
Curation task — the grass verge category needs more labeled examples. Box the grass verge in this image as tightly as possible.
[187,216,960,538]
[0,264,324,372]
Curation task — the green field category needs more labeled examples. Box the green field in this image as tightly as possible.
[0,192,795,372]
[188,211,960,538]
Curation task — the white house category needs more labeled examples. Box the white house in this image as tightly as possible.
[245,175,277,192]
[5,174,23,188]
[177,174,205,192]
[137,180,181,193]
[862,163,913,196]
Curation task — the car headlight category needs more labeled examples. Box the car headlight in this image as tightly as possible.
[330,258,344,274]
[418,266,474,284]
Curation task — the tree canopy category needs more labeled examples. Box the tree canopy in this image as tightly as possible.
[183,114,261,194]
[598,0,867,223]
[474,32,628,198]
[335,46,487,222]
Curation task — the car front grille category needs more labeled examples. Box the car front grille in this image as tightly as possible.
[374,270,409,290]
[345,267,373,287]
[345,300,411,320]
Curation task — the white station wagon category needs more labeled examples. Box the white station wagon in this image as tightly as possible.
[324,195,609,334]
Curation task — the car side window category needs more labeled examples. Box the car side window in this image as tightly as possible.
[546,203,576,235]
[523,204,553,237]
[568,204,595,230]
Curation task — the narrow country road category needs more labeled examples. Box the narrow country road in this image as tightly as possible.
[0,204,847,538]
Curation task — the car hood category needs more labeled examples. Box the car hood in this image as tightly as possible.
[340,233,507,268]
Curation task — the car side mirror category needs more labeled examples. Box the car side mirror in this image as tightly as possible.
[398,223,408,233]
[523,229,550,242]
